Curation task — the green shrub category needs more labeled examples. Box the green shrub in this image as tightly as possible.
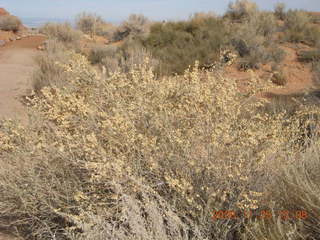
[40,22,82,45]
[225,0,258,21]
[141,16,228,75]
[0,15,21,32]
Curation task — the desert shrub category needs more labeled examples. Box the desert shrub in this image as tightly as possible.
[297,49,320,62]
[283,10,320,45]
[271,70,287,86]
[76,12,112,37]
[231,12,279,69]
[0,15,21,32]
[225,0,258,21]
[274,2,286,20]
[252,141,320,240]
[269,47,286,63]
[312,61,320,85]
[88,41,158,75]
[112,14,150,42]
[40,22,82,45]
[2,50,320,239]
[309,12,320,24]
[32,40,72,94]
[141,17,228,75]
[113,40,159,73]
[87,45,113,64]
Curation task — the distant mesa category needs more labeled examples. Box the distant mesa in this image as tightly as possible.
[0,8,10,16]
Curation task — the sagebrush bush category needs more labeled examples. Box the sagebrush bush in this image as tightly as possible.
[32,40,72,94]
[274,2,286,20]
[87,45,112,64]
[1,49,319,239]
[297,50,320,62]
[312,61,320,85]
[111,14,150,42]
[230,12,280,69]
[40,22,82,45]
[283,10,320,45]
[87,41,158,75]
[76,12,112,37]
[226,0,258,20]
[0,15,21,32]
[141,16,228,75]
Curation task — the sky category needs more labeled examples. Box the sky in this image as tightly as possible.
[0,0,320,23]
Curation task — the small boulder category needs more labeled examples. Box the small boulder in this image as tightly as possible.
[0,40,6,47]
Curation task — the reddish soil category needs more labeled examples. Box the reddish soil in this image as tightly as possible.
[0,35,45,121]
[224,42,316,98]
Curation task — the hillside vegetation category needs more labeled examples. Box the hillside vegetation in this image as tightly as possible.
[0,0,320,239]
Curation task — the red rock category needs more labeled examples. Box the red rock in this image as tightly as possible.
[0,8,10,16]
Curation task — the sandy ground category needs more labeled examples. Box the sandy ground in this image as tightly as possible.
[0,35,45,240]
[0,35,45,121]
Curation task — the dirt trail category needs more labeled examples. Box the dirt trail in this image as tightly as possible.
[0,35,45,121]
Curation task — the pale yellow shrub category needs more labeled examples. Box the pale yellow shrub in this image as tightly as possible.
[0,51,319,239]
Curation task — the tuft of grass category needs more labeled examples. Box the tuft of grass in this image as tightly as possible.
[0,15,21,32]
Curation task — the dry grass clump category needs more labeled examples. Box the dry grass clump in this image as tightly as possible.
[32,40,72,94]
[40,22,82,45]
[226,0,258,21]
[244,139,320,240]
[0,15,21,32]
[2,49,319,239]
